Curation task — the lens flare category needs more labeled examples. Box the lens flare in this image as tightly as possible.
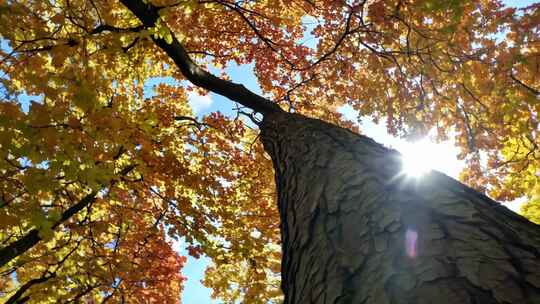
[405,228,418,258]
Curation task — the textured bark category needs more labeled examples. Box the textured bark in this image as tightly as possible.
[261,111,540,304]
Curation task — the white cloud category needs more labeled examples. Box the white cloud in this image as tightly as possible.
[188,91,213,115]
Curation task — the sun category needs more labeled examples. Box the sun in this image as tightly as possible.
[398,138,439,178]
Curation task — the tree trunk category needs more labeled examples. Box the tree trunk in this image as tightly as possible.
[260,111,540,304]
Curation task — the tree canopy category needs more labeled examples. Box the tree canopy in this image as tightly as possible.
[0,0,539,302]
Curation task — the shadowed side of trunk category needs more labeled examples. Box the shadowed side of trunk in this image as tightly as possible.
[260,111,540,304]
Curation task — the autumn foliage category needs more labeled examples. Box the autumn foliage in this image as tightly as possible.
[0,0,539,303]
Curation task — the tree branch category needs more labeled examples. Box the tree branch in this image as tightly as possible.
[119,0,282,115]
[511,73,540,96]
[4,273,55,304]
[0,165,136,268]
[0,192,97,268]
[89,24,144,34]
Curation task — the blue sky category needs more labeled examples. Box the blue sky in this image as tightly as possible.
[177,64,258,304]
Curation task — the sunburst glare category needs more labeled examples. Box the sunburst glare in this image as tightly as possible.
[399,138,441,178]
